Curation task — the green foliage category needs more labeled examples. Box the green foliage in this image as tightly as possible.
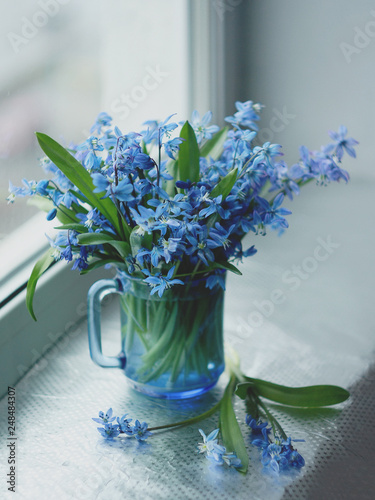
[235,379,350,407]
[77,233,130,259]
[212,260,242,276]
[210,168,238,200]
[36,133,128,237]
[177,121,200,182]
[26,247,56,321]
[129,226,153,257]
[200,127,228,160]
[219,376,249,473]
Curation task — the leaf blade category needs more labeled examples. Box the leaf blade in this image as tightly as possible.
[212,261,242,276]
[35,133,128,237]
[210,167,238,200]
[26,247,56,321]
[177,121,200,182]
[236,379,350,407]
[200,127,228,160]
[219,377,249,473]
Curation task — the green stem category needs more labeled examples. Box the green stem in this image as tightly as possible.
[250,389,287,440]
[147,400,222,432]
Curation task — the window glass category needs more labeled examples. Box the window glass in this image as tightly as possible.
[1,1,188,242]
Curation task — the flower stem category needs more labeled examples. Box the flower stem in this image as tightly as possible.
[147,400,222,432]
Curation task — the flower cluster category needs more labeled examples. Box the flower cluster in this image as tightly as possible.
[197,428,242,468]
[8,101,358,301]
[246,415,305,473]
[93,408,152,441]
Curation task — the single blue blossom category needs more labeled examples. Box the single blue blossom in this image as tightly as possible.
[325,125,359,161]
[142,266,184,297]
[164,137,184,159]
[252,142,283,169]
[225,100,262,130]
[117,414,133,436]
[132,420,153,441]
[190,110,220,143]
[197,429,241,468]
[246,415,270,434]
[90,112,112,135]
[92,408,116,425]
[97,423,120,440]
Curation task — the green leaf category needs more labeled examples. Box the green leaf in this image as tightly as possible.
[28,197,79,225]
[165,160,178,196]
[219,376,249,473]
[26,247,56,321]
[200,127,228,160]
[36,133,128,237]
[177,121,200,182]
[77,233,116,245]
[129,226,153,257]
[69,189,91,205]
[77,233,130,259]
[107,240,131,259]
[210,167,238,200]
[54,224,89,232]
[80,258,127,274]
[212,261,242,276]
[236,379,350,407]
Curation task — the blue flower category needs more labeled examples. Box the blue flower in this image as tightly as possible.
[92,408,116,425]
[97,423,120,440]
[112,179,134,202]
[251,426,306,474]
[72,246,89,271]
[130,206,162,234]
[225,100,262,130]
[252,426,271,449]
[164,137,184,159]
[142,266,184,297]
[161,237,180,263]
[207,223,235,250]
[77,136,104,171]
[197,428,225,456]
[257,193,291,228]
[252,142,283,169]
[185,227,215,267]
[76,209,105,232]
[222,452,242,468]
[90,112,112,135]
[197,429,241,468]
[246,414,270,434]
[285,449,305,468]
[132,420,153,441]
[190,110,220,143]
[117,414,133,436]
[261,443,288,473]
[325,125,359,161]
[199,194,228,219]
[205,272,226,290]
[157,114,178,144]
[92,173,135,203]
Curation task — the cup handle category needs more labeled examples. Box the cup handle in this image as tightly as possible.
[87,279,126,369]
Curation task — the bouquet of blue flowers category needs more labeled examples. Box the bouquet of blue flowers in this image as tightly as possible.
[8,100,357,319]
[9,101,358,474]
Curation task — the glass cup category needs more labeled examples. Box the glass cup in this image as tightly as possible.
[87,272,225,399]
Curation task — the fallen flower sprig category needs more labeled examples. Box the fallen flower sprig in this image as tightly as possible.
[249,420,305,473]
[92,353,349,475]
[197,428,242,468]
[93,408,152,441]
